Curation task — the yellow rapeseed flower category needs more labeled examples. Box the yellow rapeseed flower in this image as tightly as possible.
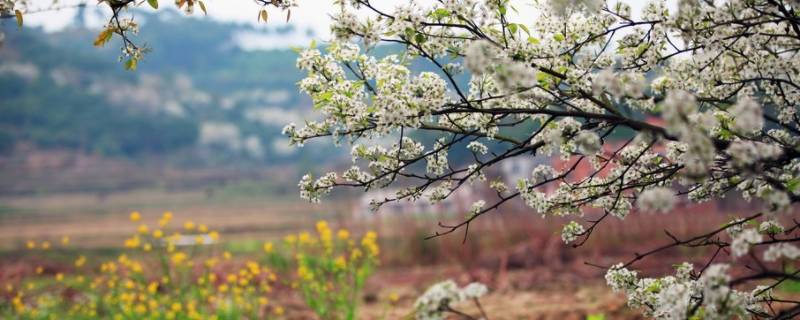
[26,240,36,249]
[223,251,232,260]
[152,229,163,239]
[334,255,346,270]
[184,221,195,231]
[61,236,70,246]
[35,266,43,274]
[137,224,149,234]
[198,224,208,233]
[55,273,64,282]
[208,231,220,241]
[130,211,141,222]
[41,241,51,250]
[262,242,273,253]
[337,229,350,240]
[171,252,187,265]
[75,255,86,268]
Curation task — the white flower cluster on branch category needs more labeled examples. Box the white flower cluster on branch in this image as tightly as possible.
[287,0,800,316]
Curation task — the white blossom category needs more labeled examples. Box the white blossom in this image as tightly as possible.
[636,187,675,213]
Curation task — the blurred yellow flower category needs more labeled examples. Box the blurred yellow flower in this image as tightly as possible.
[74,255,86,268]
[262,241,273,253]
[152,229,163,239]
[337,229,350,240]
[61,236,70,246]
[198,224,208,233]
[137,224,149,234]
[41,241,51,250]
[170,252,187,265]
[129,211,141,222]
[26,240,36,250]
[184,221,195,231]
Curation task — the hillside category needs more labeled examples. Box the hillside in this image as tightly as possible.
[0,10,337,168]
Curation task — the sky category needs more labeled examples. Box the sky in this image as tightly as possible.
[20,0,652,49]
[21,0,340,48]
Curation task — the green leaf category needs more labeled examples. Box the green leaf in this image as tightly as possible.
[787,178,800,193]
[527,36,540,45]
[507,23,518,34]
[414,32,426,44]
[147,0,158,9]
[125,58,138,71]
[498,5,507,15]
[518,24,530,35]
[553,33,565,42]
[14,10,23,28]
[431,8,451,19]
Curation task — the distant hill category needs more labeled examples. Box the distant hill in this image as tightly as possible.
[0,10,338,167]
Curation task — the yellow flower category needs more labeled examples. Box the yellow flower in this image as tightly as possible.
[194,235,205,245]
[208,231,220,241]
[226,274,238,283]
[217,284,229,293]
[55,273,64,282]
[152,229,163,239]
[171,252,188,265]
[184,221,195,231]
[35,266,44,274]
[41,241,51,250]
[75,255,87,268]
[337,229,350,240]
[26,240,36,249]
[223,251,232,260]
[262,242,273,253]
[61,236,70,246]
[124,236,140,249]
[170,302,182,312]
[388,292,399,303]
[130,211,141,222]
[147,282,158,294]
[258,297,269,305]
[273,306,284,315]
[137,224,149,234]
[334,255,346,269]
[284,234,297,245]
[143,243,152,252]
[162,211,173,221]
[361,231,380,257]
[198,224,208,233]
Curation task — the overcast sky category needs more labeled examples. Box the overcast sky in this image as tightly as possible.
[20,0,651,49]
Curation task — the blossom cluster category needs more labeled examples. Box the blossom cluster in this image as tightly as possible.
[414,280,488,320]
[286,0,800,316]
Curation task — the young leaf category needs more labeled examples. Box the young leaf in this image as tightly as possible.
[93,29,114,47]
[125,58,138,71]
[198,0,207,15]
[14,10,23,28]
[507,23,518,34]
[147,0,158,9]
[259,9,268,23]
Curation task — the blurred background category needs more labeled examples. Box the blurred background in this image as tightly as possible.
[0,2,773,318]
